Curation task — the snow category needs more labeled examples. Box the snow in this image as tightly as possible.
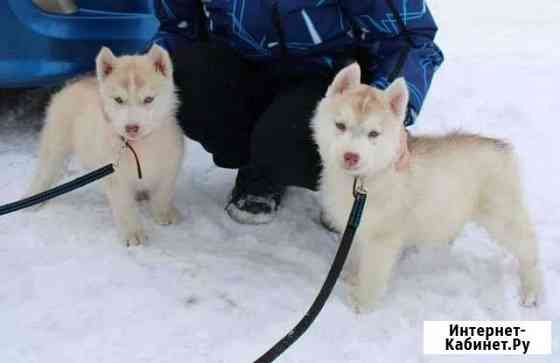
[1,0,559,362]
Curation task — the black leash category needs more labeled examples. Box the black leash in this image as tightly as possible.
[0,139,142,216]
[254,178,367,363]
[0,164,115,216]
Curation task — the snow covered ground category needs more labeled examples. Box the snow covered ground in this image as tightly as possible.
[1,1,558,362]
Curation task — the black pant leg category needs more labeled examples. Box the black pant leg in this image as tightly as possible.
[250,76,331,191]
[172,44,267,168]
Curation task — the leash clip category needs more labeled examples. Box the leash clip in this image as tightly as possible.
[112,139,129,169]
[353,177,367,197]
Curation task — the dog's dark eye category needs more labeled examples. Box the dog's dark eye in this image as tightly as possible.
[114,97,124,104]
[144,96,154,104]
[368,130,380,138]
[335,122,346,132]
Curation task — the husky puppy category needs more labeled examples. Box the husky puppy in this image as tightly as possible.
[312,63,542,313]
[27,45,185,246]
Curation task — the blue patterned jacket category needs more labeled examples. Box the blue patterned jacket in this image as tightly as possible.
[153,0,444,124]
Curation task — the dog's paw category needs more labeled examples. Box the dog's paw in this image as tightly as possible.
[521,287,540,307]
[153,207,180,225]
[348,287,379,315]
[125,229,146,247]
[520,268,542,307]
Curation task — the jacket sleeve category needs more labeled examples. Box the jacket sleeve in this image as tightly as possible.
[151,0,204,53]
[342,0,444,125]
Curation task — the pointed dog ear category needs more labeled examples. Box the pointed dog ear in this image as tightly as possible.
[96,47,117,80]
[326,63,361,97]
[395,127,411,172]
[147,44,173,78]
[385,77,409,120]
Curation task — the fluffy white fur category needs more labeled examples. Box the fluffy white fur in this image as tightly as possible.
[27,45,185,246]
[312,63,542,313]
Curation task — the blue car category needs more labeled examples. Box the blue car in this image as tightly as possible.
[0,0,159,88]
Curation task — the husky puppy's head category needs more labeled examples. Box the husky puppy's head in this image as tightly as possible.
[312,63,410,177]
[95,45,177,141]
